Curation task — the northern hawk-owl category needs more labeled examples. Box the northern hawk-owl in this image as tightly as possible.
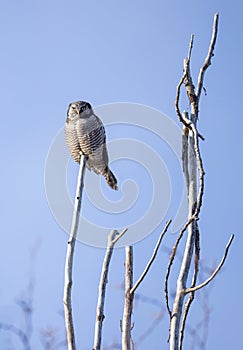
[65,101,118,190]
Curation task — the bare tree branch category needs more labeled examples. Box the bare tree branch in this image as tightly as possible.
[175,97,204,350]
[130,220,172,295]
[182,126,190,190]
[196,13,219,99]
[122,246,134,350]
[190,123,205,216]
[63,155,86,350]
[183,38,198,116]
[93,228,128,350]
[164,215,198,320]
[175,35,194,126]
[175,37,204,141]
[179,224,200,349]
[175,72,187,125]
[170,13,220,350]
[184,234,234,294]
[180,111,205,216]
[0,323,31,350]
[163,244,213,350]
[112,228,128,245]
[187,34,194,60]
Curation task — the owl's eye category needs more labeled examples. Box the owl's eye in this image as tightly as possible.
[71,106,76,110]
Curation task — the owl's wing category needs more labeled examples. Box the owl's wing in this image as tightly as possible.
[76,114,109,173]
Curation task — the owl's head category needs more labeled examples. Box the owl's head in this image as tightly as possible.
[67,101,93,120]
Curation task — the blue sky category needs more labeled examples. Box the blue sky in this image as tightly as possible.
[0,1,242,349]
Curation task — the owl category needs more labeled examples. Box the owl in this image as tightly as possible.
[65,101,118,190]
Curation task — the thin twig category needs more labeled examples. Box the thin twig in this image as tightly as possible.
[187,34,194,60]
[184,234,234,294]
[175,50,204,140]
[182,126,190,191]
[113,228,128,245]
[175,34,194,125]
[191,122,205,216]
[130,220,172,295]
[63,155,86,350]
[164,215,197,319]
[93,229,128,350]
[0,323,31,350]
[175,72,187,124]
[196,13,219,99]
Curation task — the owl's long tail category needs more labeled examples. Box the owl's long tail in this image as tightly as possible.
[104,167,118,191]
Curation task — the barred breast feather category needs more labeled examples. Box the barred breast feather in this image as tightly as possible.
[64,117,82,163]
[65,113,108,172]
[65,110,118,190]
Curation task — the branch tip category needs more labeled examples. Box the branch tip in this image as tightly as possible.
[184,234,234,294]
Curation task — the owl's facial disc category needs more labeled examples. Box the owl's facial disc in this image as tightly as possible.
[67,101,92,120]
[77,101,92,117]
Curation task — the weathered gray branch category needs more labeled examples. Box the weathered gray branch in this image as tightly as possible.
[122,246,134,350]
[93,228,128,350]
[63,155,86,350]
[175,37,204,141]
[120,221,171,349]
[180,111,205,216]
[179,224,200,350]
[164,215,198,320]
[182,126,189,190]
[169,13,222,350]
[170,116,198,350]
[196,13,219,99]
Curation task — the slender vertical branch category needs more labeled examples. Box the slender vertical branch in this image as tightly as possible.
[164,215,197,321]
[63,155,86,350]
[196,13,219,99]
[170,14,219,350]
[122,246,134,350]
[182,126,189,191]
[93,228,128,350]
[170,112,198,350]
[179,224,200,349]
[121,220,171,349]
